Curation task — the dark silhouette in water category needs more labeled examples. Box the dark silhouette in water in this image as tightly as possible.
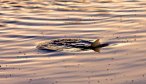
[37,39,110,52]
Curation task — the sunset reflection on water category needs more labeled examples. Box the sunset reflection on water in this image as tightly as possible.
[0,0,146,84]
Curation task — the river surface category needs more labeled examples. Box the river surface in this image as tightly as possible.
[0,0,146,84]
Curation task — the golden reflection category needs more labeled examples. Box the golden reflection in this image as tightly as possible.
[1,0,146,84]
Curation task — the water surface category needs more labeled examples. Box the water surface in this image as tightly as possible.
[0,0,146,84]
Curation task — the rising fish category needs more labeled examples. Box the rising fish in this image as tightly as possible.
[36,38,110,52]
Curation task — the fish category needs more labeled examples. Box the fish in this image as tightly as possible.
[36,38,110,52]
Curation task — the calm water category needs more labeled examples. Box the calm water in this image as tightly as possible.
[0,0,146,84]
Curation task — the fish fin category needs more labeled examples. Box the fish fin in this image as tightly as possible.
[91,39,100,47]
[93,48,100,52]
